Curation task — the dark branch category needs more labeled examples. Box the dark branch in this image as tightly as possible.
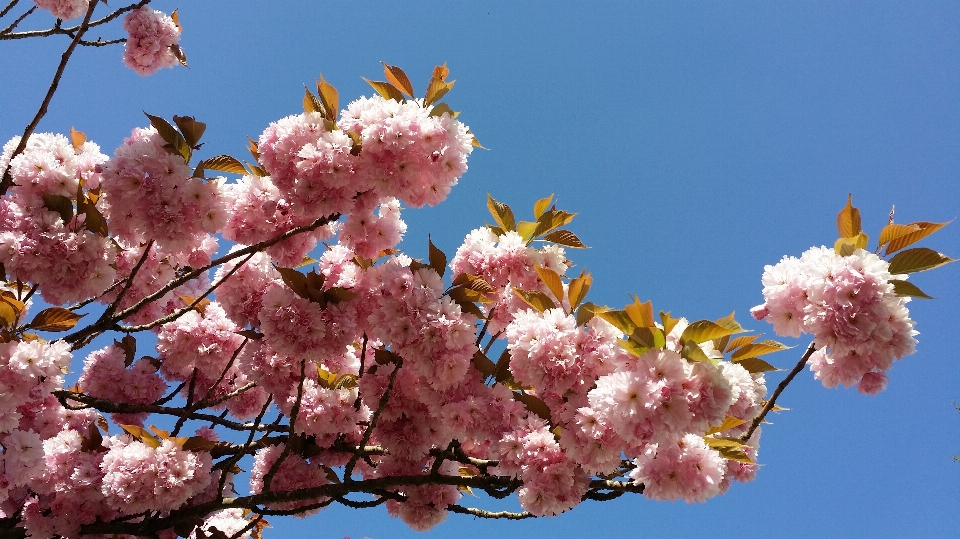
[740,342,818,442]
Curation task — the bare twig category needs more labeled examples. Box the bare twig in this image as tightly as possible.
[740,342,818,442]
[0,0,21,19]
[0,5,33,35]
[0,0,150,39]
[345,360,401,480]
[447,505,534,520]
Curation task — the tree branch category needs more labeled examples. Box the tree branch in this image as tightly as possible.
[740,342,818,442]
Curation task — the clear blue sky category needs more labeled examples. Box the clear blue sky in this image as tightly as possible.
[2,2,959,538]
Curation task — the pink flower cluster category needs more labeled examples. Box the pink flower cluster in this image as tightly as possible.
[751,246,918,393]
[122,7,182,76]
[31,0,88,20]
[77,344,166,425]
[0,134,115,304]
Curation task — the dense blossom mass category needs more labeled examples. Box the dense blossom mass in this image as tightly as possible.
[0,52,949,539]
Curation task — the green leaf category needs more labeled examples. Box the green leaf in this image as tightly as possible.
[575,301,600,325]
[597,309,637,335]
[25,307,83,332]
[629,326,665,349]
[542,229,586,248]
[836,194,861,238]
[197,155,247,175]
[428,236,447,278]
[703,436,746,449]
[732,357,779,373]
[42,193,73,225]
[172,115,206,148]
[681,340,713,363]
[362,78,405,102]
[533,194,554,219]
[680,318,746,344]
[382,62,415,97]
[730,339,792,360]
[618,338,649,357]
[486,193,516,231]
[888,247,955,274]
[883,220,952,255]
[513,288,557,313]
[890,279,934,299]
[514,391,552,422]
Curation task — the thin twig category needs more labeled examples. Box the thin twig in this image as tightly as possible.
[0,5,33,35]
[345,360,401,480]
[447,505,534,520]
[0,0,150,39]
[740,342,817,442]
[0,0,21,19]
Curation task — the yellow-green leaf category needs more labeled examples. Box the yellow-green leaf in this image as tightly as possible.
[334,373,358,390]
[836,194,861,238]
[597,309,637,335]
[730,340,792,360]
[486,194,516,232]
[890,279,933,299]
[362,78,405,102]
[618,338,649,357]
[629,326,665,349]
[681,340,712,363]
[703,436,746,449]
[428,102,458,118]
[575,301,600,325]
[732,357,779,373]
[884,220,952,255]
[424,78,454,107]
[317,365,337,388]
[513,288,557,313]
[533,194,554,219]
[534,265,564,303]
[726,334,761,354]
[659,311,681,337]
[707,416,748,435]
[888,247,955,274]
[516,221,538,242]
[26,307,83,332]
[681,318,746,344]
[382,62,414,97]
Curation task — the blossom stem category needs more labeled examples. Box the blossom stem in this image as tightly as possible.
[740,342,817,442]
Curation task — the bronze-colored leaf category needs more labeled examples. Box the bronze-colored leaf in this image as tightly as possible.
[836,194,861,238]
[513,288,557,313]
[169,43,188,68]
[80,422,103,452]
[42,193,73,225]
[317,75,339,121]
[890,279,934,299]
[144,112,190,162]
[888,247,955,274]
[235,329,264,340]
[472,350,497,377]
[618,338,649,358]
[681,340,712,363]
[575,301,600,325]
[567,271,592,310]
[245,161,268,177]
[428,236,447,278]
[425,78,454,106]
[0,294,24,328]
[680,318,746,344]
[494,349,513,384]
[531,209,577,241]
[514,391,552,422]
[433,62,449,81]
[275,266,308,299]
[428,102,458,118]
[884,220,952,255]
[170,8,182,32]
[533,194,554,219]
[77,195,108,237]
[182,436,218,452]
[119,424,161,448]
[542,229,586,248]
[534,265,564,304]
[716,445,755,464]
[26,307,83,332]
[624,296,655,328]
[725,334,761,354]
[198,155,247,176]
[659,310,681,337]
[382,62,414,97]
[172,116,206,148]
[334,373,359,390]
[324,287,357,304]
[730,339,792,360]
[69,127,86,150]
[732,357,779,373]
[304,87,324,114]
[247,137,261,161]
[597,309,637,335]
[706,416,748,435]
[179,295,211,317]
[629,326,665,349]
[362,78,405,102]
[115,334,136,367]
[486,193,516,231]
[374,348,402,365]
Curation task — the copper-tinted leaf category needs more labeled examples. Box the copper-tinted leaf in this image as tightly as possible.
[890,279,934,299]
[514,391,552,422]
[199,155,247,175]
[884,220,952,255]
[568,271,592,310]
[325,287,357,304]
[374,348,402,365]
[486,193,516,231]
[836,194,861,238]
[624,297,655,328]
[531,209,576,240]
[681,340,712,363]
[275,266,308,298]
[115,334,136,367]
[172,116,206,148]
[629,326,665,349]
[170,8,182,31]
[707,416,748,435]
[304,87,324,114]
[26,307,83,332]
[732,357,779,374]
[725,334,761,354]
[730,339,792,360]
[235,329,264,340]
[69,127,86,150]
[659,311,681,337]
[181,436,217,452]
[169,43,188,68]
[42,193,73,225]
[0,294,24,328]
[433,62,449,81]
[119,424,161,448]
[542,229,586,248]
[472,350,497,377]
[428,102,458,118]
[469,130,485,149]
[362,78,405,102]
[245,161,268,177]
[144,112,190,161]
[533,194,554,219]
[247,137,261,161]
[428,236,447,278]
[77,195,108,237]
[425,78,454,106]
[888,247,955,274]
[494,349,513,384]
[317,75,339,121]
[382,62,414,97]
[597,309,637,335]
[718,445,755,464]
[179,295,211,317]
[534,265,563,304]
[513,288,556,313]
[334,373,358,390]
[80,422,104,452]
[681,318,746,344]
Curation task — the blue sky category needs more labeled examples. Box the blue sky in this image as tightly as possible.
[2,2,959,538]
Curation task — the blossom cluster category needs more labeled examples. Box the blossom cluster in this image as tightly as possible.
[31,0,88,20]
[751,247,918,394]
[121,7,182,76]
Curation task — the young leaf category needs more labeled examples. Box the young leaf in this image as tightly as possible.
[533,194,554,219]
[317,75,339,121]
[0,294,24,327]
[472,350,497,377]
[42,193,73,225]
[516,221,538,242]
[169,43,188,68]
[428,102,458,118]
[618,338,649,358]
[486,193,516,231]
[303,87,324,114]
[69,127,86,150]
[597,309,637,335]
[275,267,309,299]
[883,220,952,255]
[836,194,862,238]
[425,78,455,106]
[514,391,552,422]
[172,116,206,148]
[890,279,934,299]
[732,357,779,373]
[534,265,564,303]
[382,62,414,97]
[362,78,405,102]
[542,229,586,248]
[725,334,761,353]
[575,301,600,325]
[659,311,681,337]
[707,416,748,435]
[26,307,83,332]
[77,195,108,237]
[247,137,261,161]
[730,340,792,360]
[681,340,713,363]
[144,112,190,162]
[629,326,666,349]
[681,318,746,344]
[428,236,447,277]
[119,424,161,448]
[567,271,592,310]
[433,62,450,81]
[451,273,496,293]
[182,436,218,452]
[115,334,136,367]
[494,349,513,384]
[624,296,655,328]
[888,247,955,274]
[513,289,557,313]
[198,155,248,175]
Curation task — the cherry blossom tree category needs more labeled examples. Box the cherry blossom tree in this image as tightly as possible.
[0,2,956,539]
